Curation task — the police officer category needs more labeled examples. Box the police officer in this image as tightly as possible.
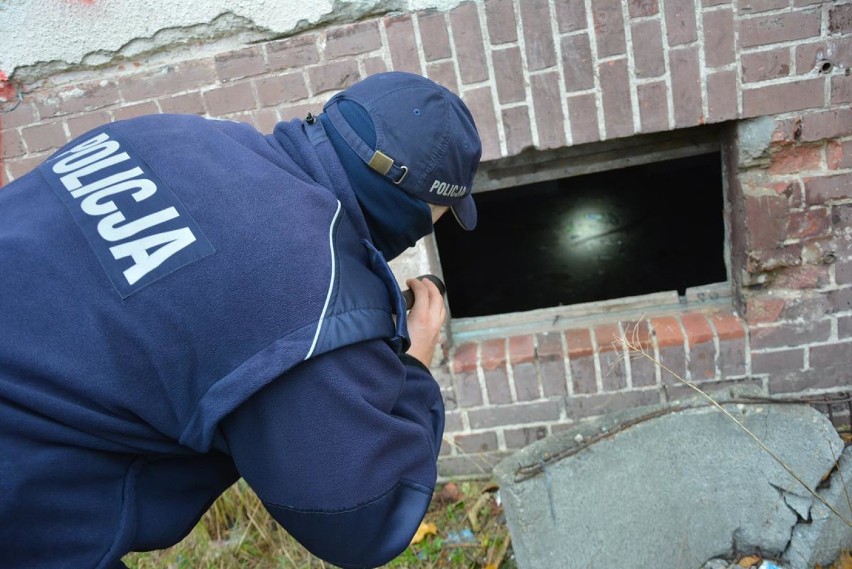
[0,71,481,568]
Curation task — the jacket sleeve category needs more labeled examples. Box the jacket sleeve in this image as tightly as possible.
[219,339,444,569]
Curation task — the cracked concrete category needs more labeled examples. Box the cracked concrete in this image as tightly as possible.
[493,390,847,569]
[0,0,465,81]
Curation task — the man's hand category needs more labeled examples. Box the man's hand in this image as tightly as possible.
[405,277,446,368]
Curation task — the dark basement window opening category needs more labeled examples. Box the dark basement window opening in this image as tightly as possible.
[434,152,728,320]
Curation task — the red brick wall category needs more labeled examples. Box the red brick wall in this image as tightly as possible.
[1,0,850,477]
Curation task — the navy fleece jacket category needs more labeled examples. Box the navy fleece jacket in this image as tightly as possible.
[0,114,444,569]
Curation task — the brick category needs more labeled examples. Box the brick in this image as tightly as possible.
[632,19,665,78]
[630,354,659,387]
[462,87,500,161]
[566,390,660,420]
[688,340,716,381]
[453,371,483,406]
[832,74,852,105]
[795,40,852,77]
[651,316,684,347]
[426,61,458,92]
[774,264,830,289]
[485,0,518,43]
[570,353,598,394]
[741,48,791,83]
[433,367,454,392]
[6,155,44,182]
[710,312,746,341]
[438,453,509,477]
[768,143,821,175]
[720,336,747,377]
[665,0,698,45]
[307,60,360,95]
[637,81,670,133]
[750,320,832,349]
[481,338,507,371]
[666,377,763,401]
[562,34,595,92]
[707,70,738,123]
[827,140,852,170]
[828,287,852,313]
[787,208,831,239]
[628,0,659,18]
[22,122,66,153]
[805,172,852,204]
[744,193,789,250]
[769,365,851,394]
[509,335,535,364]
[556,0,586,32]
[621,320,654,351]
[594,323,623,352]
[830,3,852,34]
[541,358,568,396]
[450,3,488,84]
[493,48,526,104]
[504,426,549,449]
[742,79,824,118]
[704,9,736,68]
[119,61,215,103]
[738,11,821,49]
[513,362,541,401]
[839,315,852,338]
[1,101,38,130]
[798,108,852,143]
[531,72,567,150]
[520,0,557,70]
[279,102,320,124]
[565,328,594,357]
[752,348,805,374]
[418,11,452,61]
[670,46,703,128]
[266,34,319,72]
[363,57,388,77]
[325,21,381,59]
[592,0,627,57]
[568,93,601,145]
[255,73,309,107]
[1,129,25,160]
[599,58,633,139]
[468,400,561,429]
[454,432,499,453]
[839,259,852,286]
[36,80,120,118]
[658,342,687,384]
[681,313,714,346]
[502,106,533,156]
[738,0,788,13]
[112,101,158,122]
[65,111,110,139]
[159,92,205,115]
[444,410,464,433]
[599,348,628,391]
[203,82,256,116]
[215,46,266,82]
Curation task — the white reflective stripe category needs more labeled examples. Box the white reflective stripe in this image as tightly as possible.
[305,200,343,360]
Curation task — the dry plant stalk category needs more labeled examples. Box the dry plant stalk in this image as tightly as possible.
[615,321,852,528]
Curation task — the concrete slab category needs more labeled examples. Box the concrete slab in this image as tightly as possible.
[494,393,844,569]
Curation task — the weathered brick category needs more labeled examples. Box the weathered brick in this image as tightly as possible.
[665,0,698,45]
[658,343,687,384]
[468,400,561,429]
[111,101,158,122]
[742,79,824,118]
[364,57,388,77]
[637,81,670,133]
[537,331,564,359]
[567,93,601,145]
[828,287,852,313]
[566,390,660,420]
[22,122,66,153]
[433,367,454,392]
[426,61,457,92]
[255,73,309,107]
[450,3,488,84]
[325,20,381,59]
[566,328,594,357]
[119,61,215,103]
[266,34,320,71]
[531,72,567,150]
[774,264,831,289]
[628,0,659,18]
[444,410,464,433]
[670,46,703,128]
[438,453,509,477]
[741,48,791,83]
[418,11,451,61]
[805,172,852,205]
[1,129,25,160]
[509,335,535,364]
[839,315,852,338]
[632,19,665,78]
[719,337,747,377]
[682,313,714,346]
[462,87,500,161]
[795,39,852,77]
[562,34,595,92]
[738,0,788,14]
[280,102,319,123]
[37,80,120,118]
[651,316,684,347]
[666,377,763,401]
[504,426,549,449]
[710,311,746,340]
[830,2,852,34]
[827,140,852,170]
[502,106,533,156]
[769,143,822,176]
[595,323,623,352]
[599,348,628,391]
[65,111,110,138]
[744,192,790,250]
[6,155,44,181]
[630,353,659,387]
[738,11,821,49]
[592,0,627,57]
[752,348,805,374]
[159,92,205,115]
[1,102,38,130]
[513,362,541,401]
[541,359,568,397]
[599,58,633,139]
[493,47,525,104]
[520,0,557,70]
[704,8,736,68]
[215,46,266,82]
[485,0,518,43]
[454,431,499,453]
[570,354,598,394]
[769,365,851,394]
[688,340,716,381]
[750,320,832,349]
[787,208,831,240]
[453,371,483,406]
[832,74,852,105]
[307,60,360,95]
[556,0,586,32]
[798,108,852,142]
[203,82,256,116]
[385,13,423,75]
[481,338,507,371]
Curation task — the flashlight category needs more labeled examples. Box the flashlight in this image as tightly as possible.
[402,274,446,311]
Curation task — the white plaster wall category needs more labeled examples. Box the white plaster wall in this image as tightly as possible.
[0,0,464,78]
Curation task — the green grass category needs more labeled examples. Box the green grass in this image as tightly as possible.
[123,479,515,569]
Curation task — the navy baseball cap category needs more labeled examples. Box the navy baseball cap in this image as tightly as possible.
[323,72,482,230]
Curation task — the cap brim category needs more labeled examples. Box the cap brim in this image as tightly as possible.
[450,194,477,230]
